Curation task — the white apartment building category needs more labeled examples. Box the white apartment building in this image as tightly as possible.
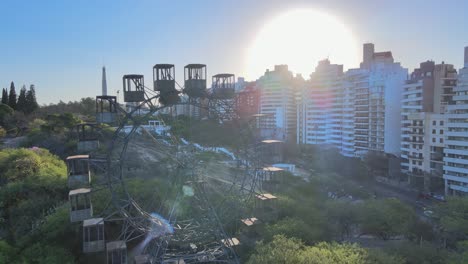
[367,61,407,156]
[443,47,468,196]
[352,44,407,157]
[297,44,406,158]
[297,59,344,146]
[258,65,300,141]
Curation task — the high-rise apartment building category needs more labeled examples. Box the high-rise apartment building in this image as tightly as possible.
[443,47,468,196]
[365,52,407,156]
[235,83,260,118]
[297,44,406,158]
[400,61,457,190]
[258,65,301,141]
[297,59,357,157]
[297,59,343,146]
[346,44,407,157]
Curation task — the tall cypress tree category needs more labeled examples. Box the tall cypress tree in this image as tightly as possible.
[25,84,39,114]
[1,88,8,105]
[17,85,27,113]
[8,82,17,110]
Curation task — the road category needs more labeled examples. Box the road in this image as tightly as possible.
[369,180,435,219]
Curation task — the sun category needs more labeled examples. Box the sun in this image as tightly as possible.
[245,9,360,79]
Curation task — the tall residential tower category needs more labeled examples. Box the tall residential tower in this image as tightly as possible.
[443,47,468,195]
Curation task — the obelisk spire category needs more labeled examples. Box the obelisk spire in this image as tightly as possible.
[102,66,108,96]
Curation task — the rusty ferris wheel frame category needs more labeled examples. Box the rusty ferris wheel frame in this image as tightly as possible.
[93,66,273,263]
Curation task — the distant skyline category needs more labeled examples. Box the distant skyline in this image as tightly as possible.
[1,0,468,104]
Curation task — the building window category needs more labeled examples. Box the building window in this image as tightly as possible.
[432,129,436,134]
[440,121,444,126]
[440,130,443,134]
[440,138,444,143]
[433,121,436,125]
[433,138,436,143]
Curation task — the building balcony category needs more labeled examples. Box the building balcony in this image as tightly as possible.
[443,174,468,184]
[408,155,423,160]
[402,97,423,103]
[447,131,468,137]
[444,157,468,166]
[430,153,444,161]
[449,184,468,193]
[444,165,468,175]
[447,122,468,129]
[444,148,468,156]
[446,140,468,147]
[447,104,468,111]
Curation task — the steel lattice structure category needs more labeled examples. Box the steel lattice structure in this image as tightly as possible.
[67,64,282,264]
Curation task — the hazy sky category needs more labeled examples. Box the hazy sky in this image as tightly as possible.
[1,0,468,104]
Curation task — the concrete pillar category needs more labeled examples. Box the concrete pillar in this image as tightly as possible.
[444,179,449,196]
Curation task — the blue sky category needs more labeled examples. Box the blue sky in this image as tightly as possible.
[1,0,468,104]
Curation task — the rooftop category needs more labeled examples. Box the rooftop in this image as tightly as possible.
[83,218,104,227]
[241,217,259,226]
[66,154,89,160]
[185,63,206,69]
[256,193,277,200]
[69,188,91,196]
[221,237,240,247]
[263,166,284,172]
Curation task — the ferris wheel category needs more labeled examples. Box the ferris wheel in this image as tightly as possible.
[65,64,285,264]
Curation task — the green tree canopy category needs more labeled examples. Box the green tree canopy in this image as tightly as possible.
[0,148,67,240]
[16,85,27,113]
[357,198,416,240]
[263,217,325,244]
[25,84,39,114]
[1,88,8,105]
[247,235,403,264]
[0,103,14,127]
[8,82,17,110]
[435,197,468,243]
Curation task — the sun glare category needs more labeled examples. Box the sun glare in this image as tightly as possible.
[245,9,360,79]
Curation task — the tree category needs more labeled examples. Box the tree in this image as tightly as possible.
[386,241,448,264]
[25,84,39,114]
[364,151,389,177]
[0,148,67,241]
[263,217,324,244]
[16,85,27,113]
[20,243,76,264]
[247,235,403,264]
[325,200,360,240]
[358,198,416,240]
[0,103,14,127]
[1,88,8,105]
[448,240,468,264]
[435,197,468,245]
[0,240,18,263]
[8,82,17,110]
[246,235,307,264]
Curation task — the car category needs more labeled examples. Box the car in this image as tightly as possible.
[424,210,434,218]
[432,194,445,201]
[415,200,426,207]
[418,192,431,199]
